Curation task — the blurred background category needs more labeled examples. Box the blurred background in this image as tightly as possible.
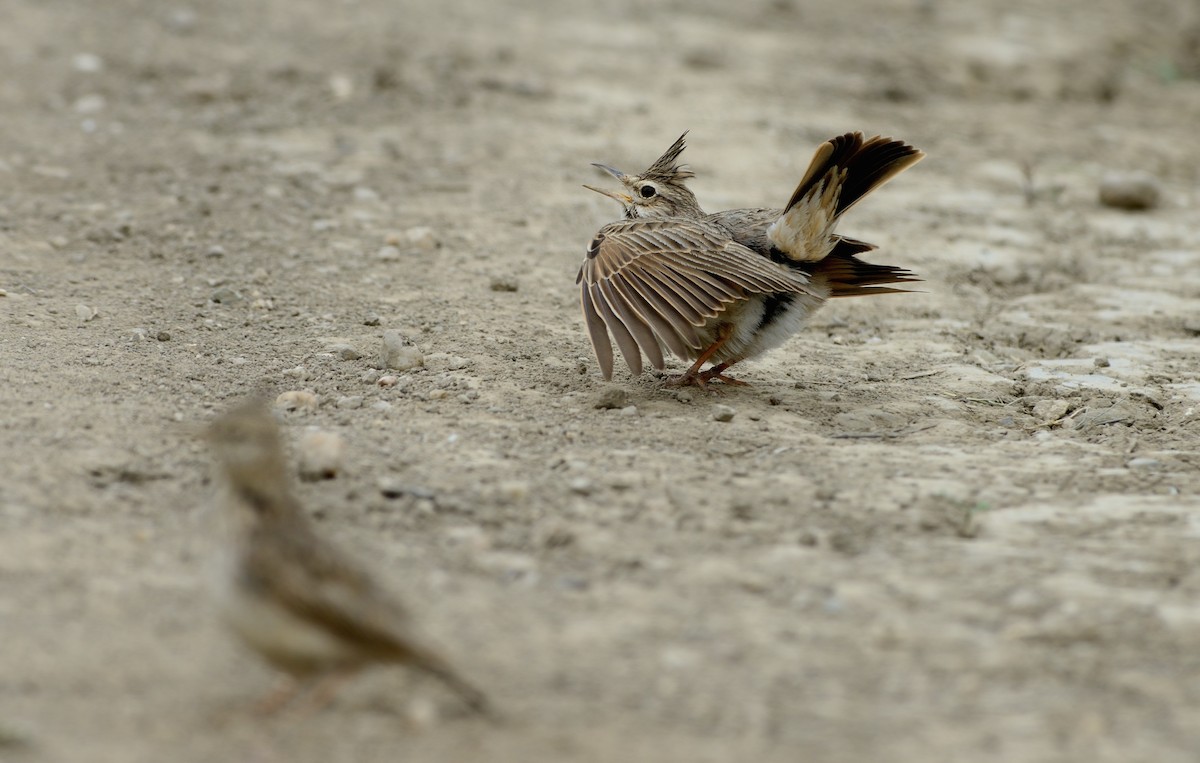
[3,1,1200,761]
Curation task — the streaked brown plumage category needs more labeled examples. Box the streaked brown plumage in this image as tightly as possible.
[579,131,924,385]
[206,400,489,715]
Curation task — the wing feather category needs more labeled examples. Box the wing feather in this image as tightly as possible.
[589,282,643,377]
[598,278,665,370]
[610,274,694,357]
[579,284,614,380]
[579,218,815,377]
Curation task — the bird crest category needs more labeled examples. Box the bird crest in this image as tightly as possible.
[640,132,695,184]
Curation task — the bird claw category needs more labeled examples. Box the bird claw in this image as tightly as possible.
[664,367,748,392]
[700,370,748,387]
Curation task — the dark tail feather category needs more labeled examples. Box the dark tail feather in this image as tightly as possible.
[784,133,924,216]
[828,235,877,256]
[835,136,925,216]
[812,240,921,298]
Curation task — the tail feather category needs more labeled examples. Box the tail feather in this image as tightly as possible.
[769,133,923,263]
[828,235,877,257]
[783,132,865,213]
[783,133,924,216]
[810,242,921,298]
[832,136,925,216]
[407,641,493,717]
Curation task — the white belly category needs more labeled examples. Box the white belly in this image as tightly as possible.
[700,290,829,365]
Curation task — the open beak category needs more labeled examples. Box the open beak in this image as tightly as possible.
[583,184,633,204]
[591,162,629,182]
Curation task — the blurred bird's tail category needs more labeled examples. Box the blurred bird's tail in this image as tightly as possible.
[408,643,493,718]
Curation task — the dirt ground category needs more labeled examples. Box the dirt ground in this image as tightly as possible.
[3,0,1200,760]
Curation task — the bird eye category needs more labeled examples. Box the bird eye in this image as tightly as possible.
[638,184,657,199]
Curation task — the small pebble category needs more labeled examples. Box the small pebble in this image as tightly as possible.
[75,304,98,322]
[489,277,519,292]
[424,352,471,372]
[474,550,537,578]
[164,7,198,33]
[593,387,629,410]
[674,390,694,404]
[378,330,423,371]
[444,525,491,552]
[1099,171,1161,211]
[296,429,346,481]
[1127,458,1161,470]
[363,314,382,326]
[324,342,362,361]
[328,74,354,101]
[1070,402,1135,431]
[73,94,106,114]
[1130,390,1163,410]
[495,480,531,504]
[360,369,381,384]
[619,405,638,417]
[73,53,104,73]
[275,390,318,412]
[206,244,226,258]
[568,477,593,495]
[335,395,364,409]
[403,226,438,251]
[1093,357,1111,368]
[378,476,408,499]
[210,286,241,304]
[377,375,400,388]
[403,696,440,730]
[1032,398,1070,422]
[712,404,736,422]
[156,330,171,341]
[129,327,148,341]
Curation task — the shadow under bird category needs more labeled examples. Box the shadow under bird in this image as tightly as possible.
[206,400,489,716]
[579,131,924,386]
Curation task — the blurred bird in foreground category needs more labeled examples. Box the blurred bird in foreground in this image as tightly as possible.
[205,400,489,716]
[579,131,924,386]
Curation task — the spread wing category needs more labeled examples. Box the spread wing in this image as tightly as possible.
[577,218,816,380]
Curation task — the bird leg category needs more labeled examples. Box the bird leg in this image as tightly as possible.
[251,676,308,717]
[294,667,362,716]
[698,362,748,386]
[667,326,746,388]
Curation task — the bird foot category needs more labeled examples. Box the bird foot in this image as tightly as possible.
[664,367,748,391]
[700,369,748,387]
[251,677,305,717]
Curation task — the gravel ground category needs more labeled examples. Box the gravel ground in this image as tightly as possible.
[3,1,1200,761]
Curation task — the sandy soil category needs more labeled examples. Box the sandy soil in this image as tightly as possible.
[3,0,1200,760]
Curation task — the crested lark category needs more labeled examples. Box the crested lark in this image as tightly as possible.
[579,131,924,385]
[206,400,489,715]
